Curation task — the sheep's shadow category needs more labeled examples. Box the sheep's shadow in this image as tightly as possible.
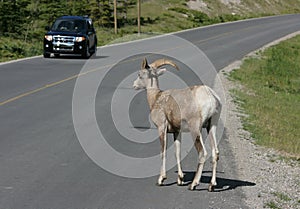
[162,171,255,192]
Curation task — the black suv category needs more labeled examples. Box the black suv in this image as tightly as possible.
[44,16,97,58]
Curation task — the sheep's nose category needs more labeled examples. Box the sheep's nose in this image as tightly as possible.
[133,81,138,90]
[133,84,139,90]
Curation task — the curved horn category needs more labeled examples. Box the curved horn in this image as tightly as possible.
[150,59,179,70]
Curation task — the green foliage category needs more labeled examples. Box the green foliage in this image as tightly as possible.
[272,192,291,202]
[0,0,31,37]
[215,14,244,23]
[262,44,300,94]
[168,7,210,26]
[168,7,246,27]
[0,37,42,62]
[229,35,300,156]
[0,0,136,39]
[168,7,189,14]
[264,201,281,209]
[264,192,294,208]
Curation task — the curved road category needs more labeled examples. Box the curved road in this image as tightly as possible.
[1,14,300,209]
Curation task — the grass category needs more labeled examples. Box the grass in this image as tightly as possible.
[264,201,281,209]
[272,192,291,202]
[229,35,300,157]
[0,37,42,62]
[264,192,294,208]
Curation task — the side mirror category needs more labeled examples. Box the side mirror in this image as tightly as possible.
[45,26,50,31]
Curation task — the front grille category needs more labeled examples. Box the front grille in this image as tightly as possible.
[53,36,75,43]
[53,35,75,52]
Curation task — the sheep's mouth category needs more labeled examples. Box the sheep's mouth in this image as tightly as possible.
[133,85,144,90]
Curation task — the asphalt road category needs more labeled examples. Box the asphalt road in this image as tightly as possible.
[1,14,300,209]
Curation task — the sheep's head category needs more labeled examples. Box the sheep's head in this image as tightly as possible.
[133,58,179,90]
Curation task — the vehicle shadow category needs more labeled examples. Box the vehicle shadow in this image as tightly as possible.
[89,55,109,60]
[50,54,109,60]
[163,171,255,192]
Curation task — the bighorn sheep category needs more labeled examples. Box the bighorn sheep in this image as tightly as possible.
[133,58,222,191]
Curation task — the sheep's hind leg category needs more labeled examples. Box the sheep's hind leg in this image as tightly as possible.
[174,132,184,186]
[208,113,220,192]
[189,129,207,190]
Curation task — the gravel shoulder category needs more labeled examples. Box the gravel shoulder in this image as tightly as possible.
[219,32,300,209]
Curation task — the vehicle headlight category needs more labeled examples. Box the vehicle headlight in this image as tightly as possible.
[75,36,86,42]
[44,35,52,41]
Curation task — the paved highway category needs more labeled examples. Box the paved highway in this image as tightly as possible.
[1,14,300,209]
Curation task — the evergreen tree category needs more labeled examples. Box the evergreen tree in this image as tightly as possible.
[0,0,138,40]
[89,0,102,26]
[100,0,113,27]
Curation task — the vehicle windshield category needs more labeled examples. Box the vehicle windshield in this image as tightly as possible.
[51,19,86,32]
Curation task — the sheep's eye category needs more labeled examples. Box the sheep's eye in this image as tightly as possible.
[138,71,147,78]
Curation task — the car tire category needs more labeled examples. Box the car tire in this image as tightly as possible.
[43,53,50,58]
[54,53,60,58]
[92,43,97,54]
[82,44,90,59]
[90,43,97,58]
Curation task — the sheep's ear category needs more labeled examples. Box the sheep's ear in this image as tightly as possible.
[157,68,167,76]
[141,58,150,69]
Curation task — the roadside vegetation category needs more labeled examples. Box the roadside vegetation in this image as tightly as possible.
[229,35,300,157]
[0,37,42,62]
[1,0,300,62]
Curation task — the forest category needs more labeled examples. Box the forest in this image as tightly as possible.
[0,0,137,40]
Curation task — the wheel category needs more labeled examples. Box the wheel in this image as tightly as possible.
[90,43,97,58]
[54,53,60,58]
[43,53,50,58]
[92,42,97,54]
[81,43,90,59]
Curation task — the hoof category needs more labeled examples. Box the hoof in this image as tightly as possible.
[177,180,184,186]
[177,176,184,186]
[157,176,167,186]
[188,183,197,191]
[208,184,215,192]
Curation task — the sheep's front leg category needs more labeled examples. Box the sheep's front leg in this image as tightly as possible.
[174,132,184,185]
[157,126,167,186]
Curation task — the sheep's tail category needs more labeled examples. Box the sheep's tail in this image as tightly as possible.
[205,85,222,113]
[205,86,221,102]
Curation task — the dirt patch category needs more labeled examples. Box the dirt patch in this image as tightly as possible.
[220,0,241,5]
[187,0,241,11]
[186,0,208,12]
[219,32,300,208]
